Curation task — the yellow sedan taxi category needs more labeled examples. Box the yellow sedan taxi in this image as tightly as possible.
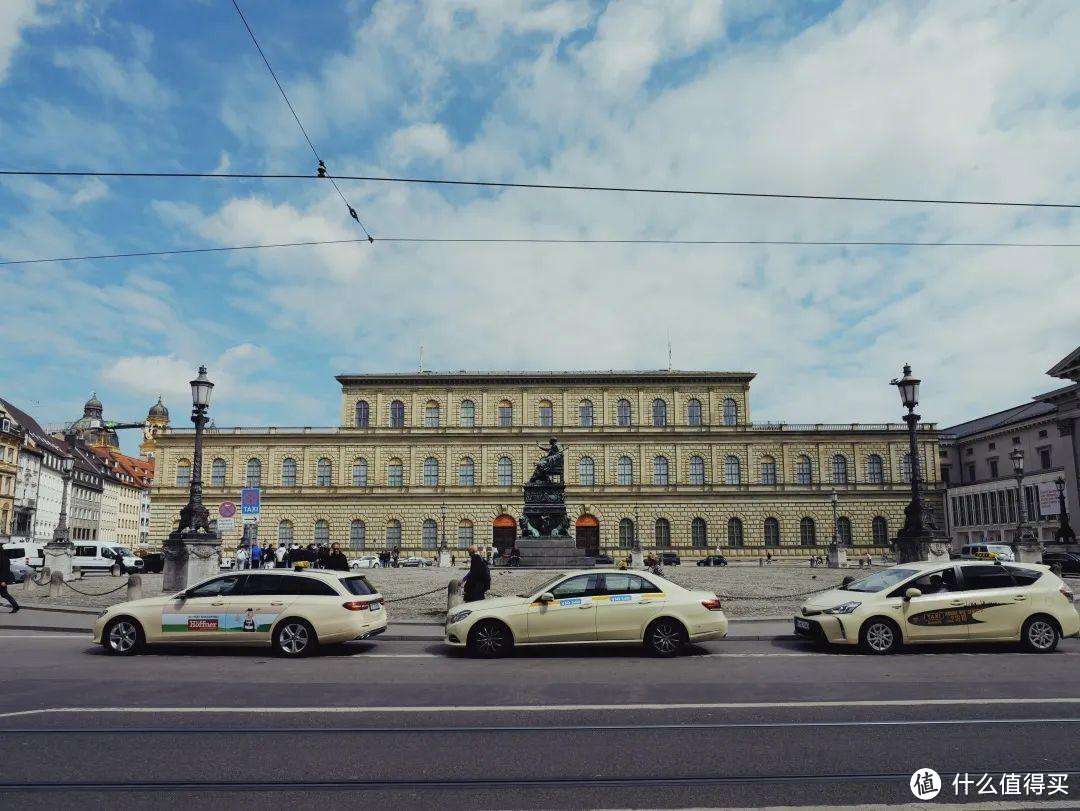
[445,569,728,657]
[93,569,387,657]
[795,559,1079,654]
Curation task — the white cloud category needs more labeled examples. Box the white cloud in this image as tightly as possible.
[385,122,454,165]
[0,0,48,83]
[53,45,169,108]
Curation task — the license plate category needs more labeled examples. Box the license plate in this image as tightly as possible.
[794,618,811,631]
[369,602,382,611]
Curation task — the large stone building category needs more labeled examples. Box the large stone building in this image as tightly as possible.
[1,399,70,543]
[0,403,22,538]
[149,370,940,558]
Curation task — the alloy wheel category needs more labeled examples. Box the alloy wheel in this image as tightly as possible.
[651,622,681,654]
[1027,620,1056,650]
[108,621,137,653]
[475,623,507,654]
[279,623,309,655]
[866,622,894,652]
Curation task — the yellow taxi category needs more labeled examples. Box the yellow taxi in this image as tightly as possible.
[93,568,387,657]
[795,559,1079,654]
[445,568,728,657]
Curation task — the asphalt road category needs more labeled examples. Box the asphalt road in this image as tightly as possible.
[1,633,1078,809]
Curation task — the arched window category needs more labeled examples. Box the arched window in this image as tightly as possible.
[497,456,513,486]
[724,455,742,485]
[422,518,438,549]
[800,517,817,546]
[764,517,780,547]
[349,519,365,549]
[459,399,476,427]
[617,456,634,486]
[652,398,668,427]
[691,517,708,548]
[389,400,405,428]
[245,458,261,488]
[498,400,513,427]
[867,454,884,484]
[901,453,913,483]
[579,456,595,486]
[872,516,889,546]
[727,517,744,547]
[579,400,594,427]
[654,517,671,548]
[689,455,705,485]
[277,519,293,545]
[619,518,635,548]
[281,457,297,487]
[385,519,402,549]
[355,400,370,427]
[316,457,332,487]
[352,458,368,487]
[423,457,439,487]
[538,400,554,427]
[313,519,330,544]
[616,398,632,427]
[387,459,404,487]
[424,400,441,428]
[652,455,670,486]
[723,397,738,426]
[832,454,848,484]
[836,516,853,545]
[795,455,812,485]
[458,457,475,486]
[176,460,191,487]
[761,456,777,485]
[210,458,226,487]
[458,520,474,549]
[687,398,703,426]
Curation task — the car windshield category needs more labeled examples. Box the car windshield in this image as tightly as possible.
[113,547,132,556]
[519,574,565,598]
[841,568,919,593]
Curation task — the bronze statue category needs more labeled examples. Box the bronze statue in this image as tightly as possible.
[529,437,564,484]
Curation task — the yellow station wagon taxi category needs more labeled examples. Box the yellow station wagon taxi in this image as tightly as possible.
[795,560,1079,654]
[93,569,387,657]
[445,568,728,657]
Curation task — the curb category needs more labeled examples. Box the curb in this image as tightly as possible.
[15,603,101,616]
[0,624,91,634]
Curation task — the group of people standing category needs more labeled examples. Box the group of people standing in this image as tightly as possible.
[233,542,350,572]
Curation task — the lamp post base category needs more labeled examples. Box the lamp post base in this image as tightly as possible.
[43,542,75,581]
[162,528,222,592]
[436,548,453,567]
[826,544,848,568]
[1014,530,1043,564]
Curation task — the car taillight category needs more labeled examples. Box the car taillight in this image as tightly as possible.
[343,599,382,611]
[701,598,724,611]
[1060,586,1074,602]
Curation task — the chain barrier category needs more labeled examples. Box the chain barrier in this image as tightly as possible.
[58,580,131,597]
[384,585,447,604]
[710,583,842,601]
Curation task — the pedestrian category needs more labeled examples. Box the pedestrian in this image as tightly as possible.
[235,545,248,570]
[316,544,330,568]
[275,544,287,568]
[463,545,490,603]
[0,542,20,613]
[766,551,773,565]
[450,553,456,567]
[250,542,262,570]
[113,548,128,575]
[327,543,349,572]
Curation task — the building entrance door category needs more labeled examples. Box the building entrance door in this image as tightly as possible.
[576,514,600,557]
[492,514,517,554]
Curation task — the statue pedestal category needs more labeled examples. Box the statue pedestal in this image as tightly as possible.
[162,528,222,592]
[43,542,75,581]
[630,549,645,569]
[436,548,453,568]
[515,535,593,568]
[895,538,951,563]
[827,544,848,569]
[1014,531,1044,564]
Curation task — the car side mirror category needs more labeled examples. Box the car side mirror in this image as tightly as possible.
[840,576,854,587]
[539,592,554,603]
[174,590,189,601]
[904,588,922,601]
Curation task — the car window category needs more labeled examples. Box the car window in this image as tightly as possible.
[842,568,919,593]
[188,575,245,598]
[241,574,295,596]
[340,576,375,596]
[550,574,603,598]
[960,565,1017,590]
[74,545,96,557]
[290,577,338,596]
[632,575,663,593]
[891,567,957,597]
[1004,565,1042,586]
[6,547,24,558]
[603,573,633,594]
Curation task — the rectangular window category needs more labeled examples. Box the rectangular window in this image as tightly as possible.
[1039,447,1052,469]
[988,459,998,478]
[539,405,553,427]
[951,497,960,528]
[989,492,999,524]
[966,463,975,483]
[941,465,950,485]
[1006,489,1016,523]
[981,492,991,525]
[498,406,512,427]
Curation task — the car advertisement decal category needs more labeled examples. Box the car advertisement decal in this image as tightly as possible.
[161,608,278,633]
[907,601,1011,627]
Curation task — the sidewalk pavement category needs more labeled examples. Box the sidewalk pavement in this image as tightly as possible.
[0,605,795,641]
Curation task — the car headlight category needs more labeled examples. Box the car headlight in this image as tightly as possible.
[448,609,472,625]
[823,601,861,615]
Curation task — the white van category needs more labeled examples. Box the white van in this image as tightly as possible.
[2,541,46,569]
[72,543,144,574]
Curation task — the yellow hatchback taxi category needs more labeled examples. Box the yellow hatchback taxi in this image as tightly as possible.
[795,560,1079,654]
[445,569,728,657]
[93,568,387,657]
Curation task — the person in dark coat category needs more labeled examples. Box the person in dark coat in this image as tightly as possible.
[0,543,20,613]
[327,543,350,572]
[462,545,491,603]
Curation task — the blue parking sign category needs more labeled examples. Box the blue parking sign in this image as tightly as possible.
[241,487,260,523]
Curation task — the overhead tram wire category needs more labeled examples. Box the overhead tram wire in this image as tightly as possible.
[4,237,1080,267]
[3,169,1080,210]
[229,0,373,242]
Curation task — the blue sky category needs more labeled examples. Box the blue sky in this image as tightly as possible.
[1,0,1078,454]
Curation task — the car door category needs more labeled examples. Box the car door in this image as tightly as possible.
[160,574,247,642]
[957,564,1027,640]
[595,572,660,641]
[231,574,299,643]
[895,566,970,643]
[525,574,602,643]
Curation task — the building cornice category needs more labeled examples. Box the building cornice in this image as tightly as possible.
[335,370,757,388]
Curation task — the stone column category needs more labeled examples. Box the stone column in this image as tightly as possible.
[162,529,223,592]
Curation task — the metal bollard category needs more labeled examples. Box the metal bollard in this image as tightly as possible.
[447,578,463,610]
[127,574,143,601]
[49,569,65,598]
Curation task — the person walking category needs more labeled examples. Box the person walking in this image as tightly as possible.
[462,545,491,603]
[275,544,287,568]
[235,545,248,570]
[0,542,20,613]
[327,543,349,572]
[250,542,262,570]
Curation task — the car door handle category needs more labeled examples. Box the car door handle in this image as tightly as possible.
[949,600,964,606]
[211,601,226,606]
[578,604,593,609]
[1013,596,1027,601]
[270,601,284,606]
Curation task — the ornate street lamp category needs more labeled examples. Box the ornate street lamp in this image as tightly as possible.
[830,490,839,545]
[177,366,214,534]
[1054,476,1076,544]
[43,453,77,579]
[52,455,75,544]
[1009,449,1041,561]
[891,364,948,563]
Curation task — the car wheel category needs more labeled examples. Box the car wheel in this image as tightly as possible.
[273,618,319,658]
[467,620,513,659]
[102,617,144,656]
[645,618,687,657]
[859,617,901,655]
[1021,615,1059,653]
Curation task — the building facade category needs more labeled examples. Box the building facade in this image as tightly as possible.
[0,404,22,538]
[940,346,1080,549]
[149,370,940,558]
[91,446,153,549]
[11,436,41,540]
